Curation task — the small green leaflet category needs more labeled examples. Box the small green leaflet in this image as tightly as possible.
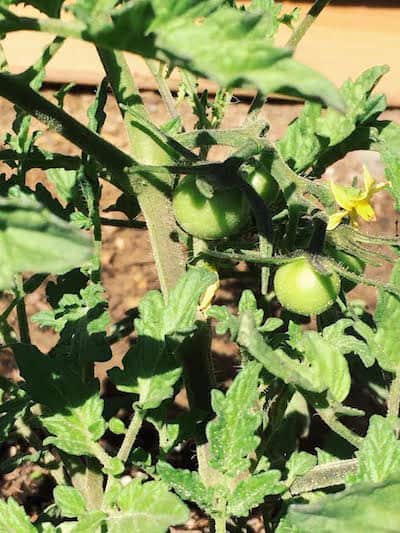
[0,498,35,533]
[238,313,322,393]
[374,260,400,372]
[348,416,400,485]
[158,462,215,512]
[110,268,217,409]
[226,470,285,517]
[375,121,400,209]
[13,344,118,472]
[0,196,92,291]
[54,486,87,518]
[278,65,388,172]
[207,361,262,478]
[285,479,400,533]
[106,479,189,533]
[300,331,351,404]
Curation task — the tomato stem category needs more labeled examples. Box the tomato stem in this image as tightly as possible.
[387,369,400,425]
[287,0,332,50]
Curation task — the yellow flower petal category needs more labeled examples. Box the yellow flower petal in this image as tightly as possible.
[362,165,375,196]
[199,278,220,312]
[327,210,348,231]
[355,199,376,222]
[330,181,360,211]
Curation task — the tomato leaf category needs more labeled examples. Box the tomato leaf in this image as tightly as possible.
[226,471,285,517]
[278,65,389,172]
[0,196,92,291]
[109,268,217,409]
[238,313,323,393]
[54,486,87,518]
[348,415,400,485]
[375,121,400,209]
[0,497,36,533]
[106,479,189,533]
[374,260,400,372]
[285,479,400,533]
[207,360,262,478]
[286,451,317,487]
[158,462,215,513]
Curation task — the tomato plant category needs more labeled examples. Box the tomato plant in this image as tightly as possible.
[0,1,399,532]
[274,257,341,315]
[173,175,250,240]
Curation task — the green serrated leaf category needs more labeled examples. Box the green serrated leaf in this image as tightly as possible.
[286,479,400,533]
[54,486,87,518]
[349,416,400,485]
[301,331,351,403]
[14,344,108,459]
[110,268,216,409]
[238,313,322,393]
[207,361,262,477]
[0,498,36,533]
[72,511,107,533]
[278,65,389,172]
[227,470,285,517]
[107,479,189,533]
[0,196,92,291]
[375,261,400,372]
[158,462,215,512]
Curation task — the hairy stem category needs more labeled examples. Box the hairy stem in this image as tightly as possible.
[97,47,186,295]
[286,0,332,50]
[146,59,180,121]
[117,407,145,463]
[290,459,358,495]
[317,407,363,449]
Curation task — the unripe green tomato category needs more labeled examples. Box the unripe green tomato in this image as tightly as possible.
[246,164,279,205]
[172,175,250,240]
[274,257,341,316]
[328,248,365,292]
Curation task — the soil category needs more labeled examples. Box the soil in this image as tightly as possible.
[0,87,399,530]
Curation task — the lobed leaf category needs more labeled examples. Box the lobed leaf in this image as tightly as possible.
[286,479,400,533]
[349,415,400,485]
[0,498,36,533]
[207,360,262,477]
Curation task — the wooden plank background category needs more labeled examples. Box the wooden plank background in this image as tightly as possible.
[2,1,399,106]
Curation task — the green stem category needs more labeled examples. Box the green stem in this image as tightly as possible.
[0,72,135,192]
[15,276,30,344]
[214,515,227,533]
[146,59,180,121]
[97,48,186,295]
[290,459,358,495]
[387,370,400,421]
[286,0,332,50]
[317,407,363,449]
[117,407,145,463]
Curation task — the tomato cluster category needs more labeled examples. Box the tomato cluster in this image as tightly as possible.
[173,166,364,316]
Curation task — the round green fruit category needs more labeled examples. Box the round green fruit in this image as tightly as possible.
[328,248,365,292]
[172,175,250,240]
[274,257,341,316]
[246,163,279,205]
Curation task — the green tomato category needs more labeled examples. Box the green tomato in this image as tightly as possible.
[274,257,341,316]
[172,175,250,240]
[328,248,365,292]
[246,163,279,205]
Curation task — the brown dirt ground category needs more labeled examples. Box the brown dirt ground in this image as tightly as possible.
[0,88,399,530]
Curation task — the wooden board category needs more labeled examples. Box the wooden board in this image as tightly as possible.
[2,2,400,106]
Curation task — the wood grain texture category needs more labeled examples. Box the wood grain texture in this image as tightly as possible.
[2,2,399,106]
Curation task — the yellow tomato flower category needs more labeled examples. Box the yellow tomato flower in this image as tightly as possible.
[327,166,387,231]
